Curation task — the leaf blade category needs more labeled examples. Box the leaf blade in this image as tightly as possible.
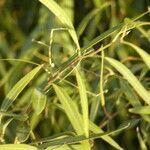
[75,68,89,137]
[31,88,47,115]
[0,144,38,150]
[129,106,150,114]
[39,0,79,49]
[0,65,43,111]
[105,57,150,105]
[53,84,84,135]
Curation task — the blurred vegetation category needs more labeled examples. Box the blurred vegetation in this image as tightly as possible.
[0,0,150,150]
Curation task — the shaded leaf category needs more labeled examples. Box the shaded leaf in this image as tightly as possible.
[119,79,141,107]
[16,122,31,143]
[77,2,111,38]
[31,88,47,115]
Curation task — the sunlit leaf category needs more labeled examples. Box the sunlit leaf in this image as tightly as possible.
[0,65,43,112]
[39,0,79,49]
[53,84,90,150]
[75,67,89,137]
[35,122,129,149]
[0,144,38,150]
[122,41,150,69]
[129,106,150,114]
[105,57,150,105]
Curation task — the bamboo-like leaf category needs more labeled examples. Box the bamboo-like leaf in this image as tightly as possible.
[0,144,38,150]
[75,68,89,137]
[39,0,79,49]
[137,127,148,150]
[36,122,129,149]
[53,84,84,135]
[119,79,141,107]
[77,2,111,38]
[44,12,150,91]
[0,65,43,112]
[129,106,150,114]
[53,84,90,150]
[89,122,124,150]
[122,41,150,69]
[31,88,47,115]
[105,57,150,105]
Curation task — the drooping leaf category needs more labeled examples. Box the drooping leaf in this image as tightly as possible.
[39,0,79,49]
[105,57,150,105]
[122,41,150,69]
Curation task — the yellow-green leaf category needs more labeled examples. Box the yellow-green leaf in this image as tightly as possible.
[39,0,79,49]
[53,84,83,135]
[105,57,150,105]
[75,67,89,137]
[0,144,38,150]
[0,65,43,112]
[129,106,150,114]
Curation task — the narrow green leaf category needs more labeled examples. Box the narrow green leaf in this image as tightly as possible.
[0,65,43,112]
[122,41,150,69]
[53,84,90,149]
[0,119,13,141]
[137,127,148,150]
[39,0,79,49]
[44,12,150,90]
[31,88,47,115]
[89,122,124,150]
[75,68,89,137]
[36,122,129,149]
[53,84,84,135]
[0,144,38,150]
[77,2,111,38]
[0,111,28,121]
[119,79,141,107]
[105,57,150,105]
[129,106,150,114]
[46,144,82,150]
